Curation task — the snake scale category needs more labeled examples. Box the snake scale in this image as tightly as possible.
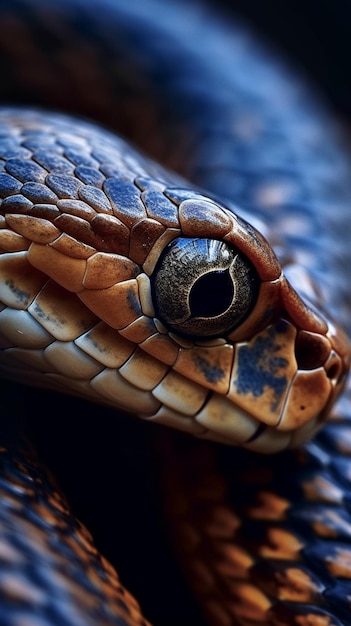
[0,0,350,624]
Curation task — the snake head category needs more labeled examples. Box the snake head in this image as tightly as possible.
[142,191,350,452]
[0,111,349,453]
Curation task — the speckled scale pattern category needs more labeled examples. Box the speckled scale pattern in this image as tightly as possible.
[160,385,351,625]
[0,418,151,626]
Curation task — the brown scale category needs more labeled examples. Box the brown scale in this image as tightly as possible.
[0,1,350,626]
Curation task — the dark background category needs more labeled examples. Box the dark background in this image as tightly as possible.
[217,0,351,119]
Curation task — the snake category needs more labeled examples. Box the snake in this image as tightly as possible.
[0,0,351,624]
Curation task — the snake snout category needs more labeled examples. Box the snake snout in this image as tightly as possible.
[277,326,349,433]
[324,353,346,384]
[294,330,331,371]
[295,329,348,392]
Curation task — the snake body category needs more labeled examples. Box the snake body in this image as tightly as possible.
[0,0,351,624]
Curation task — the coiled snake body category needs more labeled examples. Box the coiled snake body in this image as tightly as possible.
[0,0,351,624]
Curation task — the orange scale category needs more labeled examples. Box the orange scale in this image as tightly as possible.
[0,229,29,252]
[178,198,233,237]
[129,218,165,264]
[140,332,179,366]
[174,343,234,394]
[54,213,102,250]
[280,277,328,335]
[278,369,332,431]
[224,214,281,281]
[119,315,157,343]
[50,233,95,259]
[79,279,142,330]
[119,347,169,391]
[91,213,130,256]
[28,243,86,292]
[6,214,60,244]
[84,252,139,289]
[75,321,135,369]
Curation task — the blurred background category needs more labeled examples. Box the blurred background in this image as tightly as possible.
[215,0,351,119]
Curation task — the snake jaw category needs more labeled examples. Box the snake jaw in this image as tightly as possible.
[278,368,335,431]
[277,329,348,431]
[226,320,331,433]
[227,319,297,427]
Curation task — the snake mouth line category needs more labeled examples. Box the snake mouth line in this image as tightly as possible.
[192,387,324,452]
[245,421,266,443]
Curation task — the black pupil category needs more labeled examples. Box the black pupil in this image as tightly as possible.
[189,270,234,317]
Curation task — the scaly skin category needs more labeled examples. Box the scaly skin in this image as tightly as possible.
[0,1,350,625]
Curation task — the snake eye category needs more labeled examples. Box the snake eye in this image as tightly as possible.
[151,237,259,338]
